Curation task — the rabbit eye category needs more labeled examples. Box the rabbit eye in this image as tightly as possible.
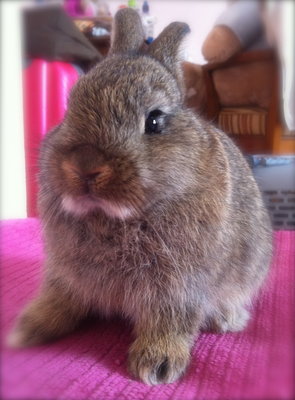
[145,110,164,135]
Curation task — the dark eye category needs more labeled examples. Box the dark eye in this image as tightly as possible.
[145,110,165,135]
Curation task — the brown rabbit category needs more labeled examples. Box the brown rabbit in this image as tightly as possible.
[8,9,272,385]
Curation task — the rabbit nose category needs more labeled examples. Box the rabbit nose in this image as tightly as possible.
[84,169,102,183]
[62,160,113,191]
[83,164,114,189]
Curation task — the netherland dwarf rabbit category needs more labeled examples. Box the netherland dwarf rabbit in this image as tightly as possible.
[9,8,272,385]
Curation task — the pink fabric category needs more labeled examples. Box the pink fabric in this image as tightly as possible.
[1,219,294,400]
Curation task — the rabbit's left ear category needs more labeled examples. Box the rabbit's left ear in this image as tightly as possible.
[109,8,145,55]
[147,22,190,78]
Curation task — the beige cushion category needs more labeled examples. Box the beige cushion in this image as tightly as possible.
[218,107,268,135]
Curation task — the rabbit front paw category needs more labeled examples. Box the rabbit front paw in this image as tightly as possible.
[128,335,191,385]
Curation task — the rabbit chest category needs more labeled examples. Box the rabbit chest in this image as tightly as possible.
[50,215,194,318]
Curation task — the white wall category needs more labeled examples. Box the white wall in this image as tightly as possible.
[0,0,27,219]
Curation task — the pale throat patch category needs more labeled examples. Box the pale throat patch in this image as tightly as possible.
[62,195,133,220]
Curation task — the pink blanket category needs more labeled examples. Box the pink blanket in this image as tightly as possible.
[1,219,294,399]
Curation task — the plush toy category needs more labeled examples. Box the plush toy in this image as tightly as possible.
[183,0,275,115]
[202,0,270,63]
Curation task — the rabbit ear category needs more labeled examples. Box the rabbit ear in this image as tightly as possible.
[109,8,145,55]
[147,22,190,77]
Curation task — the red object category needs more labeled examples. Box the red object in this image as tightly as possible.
[1,221,294,400]
[23,59,79,217]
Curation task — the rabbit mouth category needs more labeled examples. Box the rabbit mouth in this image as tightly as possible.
[62,194,134,220]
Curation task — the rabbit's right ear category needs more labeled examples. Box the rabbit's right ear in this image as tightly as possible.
[109,8,145,55]
[147,22,190,80]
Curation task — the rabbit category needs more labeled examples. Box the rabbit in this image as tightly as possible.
[8,8,272,385]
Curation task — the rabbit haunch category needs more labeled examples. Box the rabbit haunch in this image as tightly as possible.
[8,8,272,386]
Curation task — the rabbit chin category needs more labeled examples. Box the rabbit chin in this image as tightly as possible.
[62,195,134,220]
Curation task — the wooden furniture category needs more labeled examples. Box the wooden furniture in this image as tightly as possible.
[74,16,112,57]
[201,50,295,154]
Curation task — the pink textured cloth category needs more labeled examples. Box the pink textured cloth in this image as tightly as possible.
[1,219,294,400]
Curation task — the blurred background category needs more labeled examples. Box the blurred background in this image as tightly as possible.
[1,0,294,228]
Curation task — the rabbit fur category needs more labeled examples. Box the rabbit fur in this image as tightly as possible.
[8,9,272,385]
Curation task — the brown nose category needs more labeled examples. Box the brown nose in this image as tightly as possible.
[62,161,113,191]
[83,165,113,186]
[84,169,102,183]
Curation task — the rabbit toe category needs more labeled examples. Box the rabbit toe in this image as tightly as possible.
[128,337,190,385]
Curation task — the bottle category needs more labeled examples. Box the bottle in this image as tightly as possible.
[128,0,139,12]
[141,0,156,43]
